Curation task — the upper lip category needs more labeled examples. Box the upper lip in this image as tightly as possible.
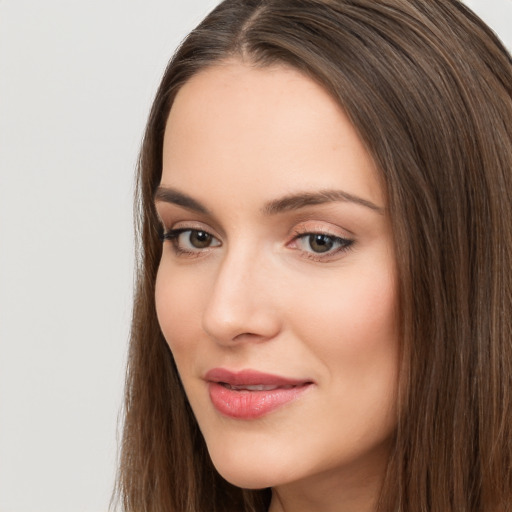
[205,368,311,387]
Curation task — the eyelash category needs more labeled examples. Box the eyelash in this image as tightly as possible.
[289,229,354,261]
[160,228,220,258]
[160,227,355,261]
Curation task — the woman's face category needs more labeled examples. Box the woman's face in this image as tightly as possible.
[155,61,399,503]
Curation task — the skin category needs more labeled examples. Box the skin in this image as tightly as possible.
[154,60,399,512]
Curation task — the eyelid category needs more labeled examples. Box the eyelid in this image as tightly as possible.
[288,221,352,239]
[161,220,221,239]
[161,227,219,243]
[154,201,226,240]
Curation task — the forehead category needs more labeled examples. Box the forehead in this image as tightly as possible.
[162,60,384,208]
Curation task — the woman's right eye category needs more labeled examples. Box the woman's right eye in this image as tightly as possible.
[161,228,221,254]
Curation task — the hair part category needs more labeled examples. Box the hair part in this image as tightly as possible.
[115,1,512,510]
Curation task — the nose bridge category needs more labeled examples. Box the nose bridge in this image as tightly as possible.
[202,241,279,344]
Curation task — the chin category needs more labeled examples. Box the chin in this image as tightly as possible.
[206,443,294,490]
[217,469,274,490]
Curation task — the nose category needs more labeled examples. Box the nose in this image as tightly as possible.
[202,247,281,346]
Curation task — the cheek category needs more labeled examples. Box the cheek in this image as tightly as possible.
[155,265,204,355]
[293,268,399,439]
[289,264,397,348]
[285,262,399,396]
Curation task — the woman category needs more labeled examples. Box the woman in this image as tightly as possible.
[115,0,512,511]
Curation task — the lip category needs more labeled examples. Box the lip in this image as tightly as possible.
[205,368,313,419]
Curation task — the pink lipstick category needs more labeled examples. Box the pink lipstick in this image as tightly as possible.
[205,368,312,419]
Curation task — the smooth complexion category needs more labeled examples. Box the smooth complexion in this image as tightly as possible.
[155,61,399,512]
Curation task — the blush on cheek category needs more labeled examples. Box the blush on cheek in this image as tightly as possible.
[155,269,204,352]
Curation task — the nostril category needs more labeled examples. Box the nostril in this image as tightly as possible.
[232,331,264,342]
[202,312,281,346]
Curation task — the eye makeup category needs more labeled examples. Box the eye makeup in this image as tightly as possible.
[161,228,221,257]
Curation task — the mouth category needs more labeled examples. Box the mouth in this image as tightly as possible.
[219,383,296,391]
[205,368,313,419]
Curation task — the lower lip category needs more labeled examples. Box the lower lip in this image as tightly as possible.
[208,382,311,419]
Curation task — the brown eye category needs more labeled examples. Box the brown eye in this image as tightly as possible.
[308,234,335,253]
[292,231,354,259]
[161,228,221,254]
[189,230,213,248]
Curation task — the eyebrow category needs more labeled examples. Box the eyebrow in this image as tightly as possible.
[154,186,384,215]
[263,190,384,215]
[154,186,210,214]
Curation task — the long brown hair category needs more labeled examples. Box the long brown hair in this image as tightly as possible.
[115,1,512,510]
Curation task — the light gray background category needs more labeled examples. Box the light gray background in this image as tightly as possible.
[0,1,510,511]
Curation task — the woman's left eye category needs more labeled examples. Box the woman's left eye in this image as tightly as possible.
[293,232,354,256]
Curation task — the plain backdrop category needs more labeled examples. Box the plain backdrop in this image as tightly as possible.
[0,1,510,511]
